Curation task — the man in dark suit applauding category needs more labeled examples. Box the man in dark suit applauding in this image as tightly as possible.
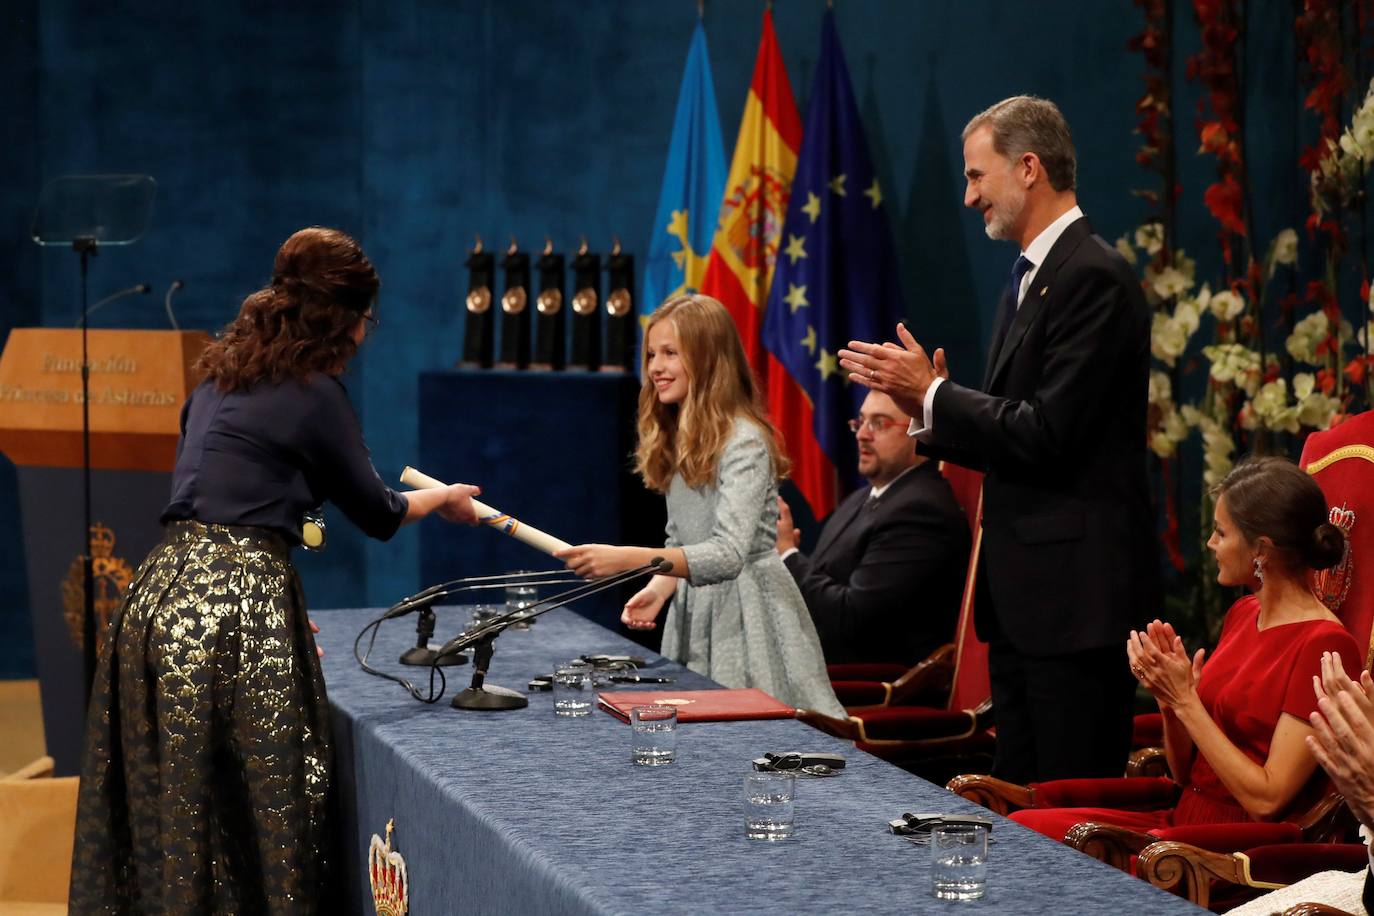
[776,391,970,668]
[839,96,1158,783]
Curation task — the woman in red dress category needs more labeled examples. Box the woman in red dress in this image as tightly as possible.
[1013,456,1360,839]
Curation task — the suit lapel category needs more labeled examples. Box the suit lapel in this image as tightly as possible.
[985,216,1093,391]
[982,289,1016,390]
[812,488,869,563]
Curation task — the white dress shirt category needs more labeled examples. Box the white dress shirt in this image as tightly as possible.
[909,204,1086,436]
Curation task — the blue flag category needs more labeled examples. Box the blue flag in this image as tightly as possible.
[642,22,727,322]
[761,10,906,509]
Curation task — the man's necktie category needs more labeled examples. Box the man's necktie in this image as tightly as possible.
[865,494,880,512]
[991,255,1035,355]
[1009,254,1034,307]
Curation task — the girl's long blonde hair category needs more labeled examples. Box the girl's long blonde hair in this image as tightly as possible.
[634,294,790,493]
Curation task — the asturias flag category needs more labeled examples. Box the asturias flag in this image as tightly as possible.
[761,10,907,517]
[642,21,727,324]
[700,8,802,387]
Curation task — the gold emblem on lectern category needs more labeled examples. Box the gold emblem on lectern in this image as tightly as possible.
[501,286,527,315]
[466,286,492,314]
[369,819,409,916]
[61,524,134,653]
[606,288,632,318]
[537,288,562,315]
[572,287,598,316]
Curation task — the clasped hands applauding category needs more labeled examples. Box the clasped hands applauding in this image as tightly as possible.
[1128,620,1207,711]
[837,324,950,411]
[1309,650,1374,831]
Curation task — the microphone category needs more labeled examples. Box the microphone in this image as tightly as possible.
[433,557,672,660]
[164,279,184,330]
[382,569,581,621]
[437,557,672,711]
[77,283,151,324]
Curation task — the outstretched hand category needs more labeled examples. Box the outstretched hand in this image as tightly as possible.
[622,586,668,631]
[437,484,482,525]
[555,544,637,580]
[838,323,941,418]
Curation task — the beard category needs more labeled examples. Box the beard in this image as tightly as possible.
[983,185,1026,241]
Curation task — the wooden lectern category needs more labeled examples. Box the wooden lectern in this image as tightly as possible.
[0,328,209,775]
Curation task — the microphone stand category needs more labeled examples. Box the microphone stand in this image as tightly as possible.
[387,569,580,667]
[437,559,670,711]
[75,235,97,704]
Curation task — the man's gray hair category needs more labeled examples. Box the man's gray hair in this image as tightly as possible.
[963,96,1076,192]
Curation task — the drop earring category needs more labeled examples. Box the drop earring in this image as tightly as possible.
[1252,555,1265,586]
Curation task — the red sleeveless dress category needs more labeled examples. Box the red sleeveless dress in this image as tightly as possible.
[1013,595,1360,840]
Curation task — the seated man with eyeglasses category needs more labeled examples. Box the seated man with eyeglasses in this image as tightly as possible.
[777,391,971,667]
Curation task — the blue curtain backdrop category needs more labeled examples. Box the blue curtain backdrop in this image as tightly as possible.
[0,0,1304,676]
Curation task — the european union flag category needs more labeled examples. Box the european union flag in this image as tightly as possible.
[642,21,727,322]
[762,10,906,502]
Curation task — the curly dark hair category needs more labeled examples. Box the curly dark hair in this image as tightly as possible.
[197,227,379,391]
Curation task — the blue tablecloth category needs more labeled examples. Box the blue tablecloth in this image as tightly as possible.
[318,605,1201,915]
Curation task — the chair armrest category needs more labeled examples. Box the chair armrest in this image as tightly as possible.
[1136,840,1258,909]
[1283,905,1360,916]
[1064,822,1158,872]
[1125,746,1168,778]
[795,710,862,742]
[888,644,955,706]
[1295,791,1356,843]
[945,774,1035,816]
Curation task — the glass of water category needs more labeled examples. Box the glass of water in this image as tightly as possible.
[931,822,988,900]
[505,571,538,626]
[468,604,501,631]
[552,665,593,717]
[630,705,676,766]
[743,771,796,840]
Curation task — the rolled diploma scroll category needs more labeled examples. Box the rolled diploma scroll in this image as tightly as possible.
[398,466,572,556]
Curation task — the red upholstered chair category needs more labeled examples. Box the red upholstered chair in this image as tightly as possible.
[947,772,1354,910]
[1300,411,1374,661]
[823,461,986,709]
[1135,840,1368,912]
[799,465,994,767]
[945,413,1374,901]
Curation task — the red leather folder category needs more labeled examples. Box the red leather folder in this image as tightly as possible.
[596,688,796,723]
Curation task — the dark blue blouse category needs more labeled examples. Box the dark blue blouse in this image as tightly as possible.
[162,373,407,543]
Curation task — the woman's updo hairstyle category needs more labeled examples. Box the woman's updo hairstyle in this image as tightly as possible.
[1214,456,1345,571]
[197,227,380,391]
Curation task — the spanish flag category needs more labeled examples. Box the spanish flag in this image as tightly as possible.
[699,9,802,390]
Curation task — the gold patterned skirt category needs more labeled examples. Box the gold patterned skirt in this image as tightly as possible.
[70,520,339,915]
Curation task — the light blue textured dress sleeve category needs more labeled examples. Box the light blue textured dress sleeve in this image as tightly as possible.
[679,427,770,586]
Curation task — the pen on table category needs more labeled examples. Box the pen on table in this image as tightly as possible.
[608,675,674,684]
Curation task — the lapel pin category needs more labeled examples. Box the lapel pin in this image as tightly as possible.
[1039,285,1048,296]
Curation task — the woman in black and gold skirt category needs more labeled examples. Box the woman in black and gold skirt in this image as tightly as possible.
[69,227,480,914]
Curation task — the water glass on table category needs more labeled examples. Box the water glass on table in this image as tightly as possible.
[504,572,538,626]
[467,604,501,631]
[743,771,796,840]
[630,705,676,766]
[931,822,988,900]
[552,665,593,717]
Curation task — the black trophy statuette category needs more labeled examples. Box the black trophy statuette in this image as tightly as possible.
[603,237,635,372]
[497,237,531,369]
[569,238,601,370]
[531,238,566,370]
[461,236,495,368]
